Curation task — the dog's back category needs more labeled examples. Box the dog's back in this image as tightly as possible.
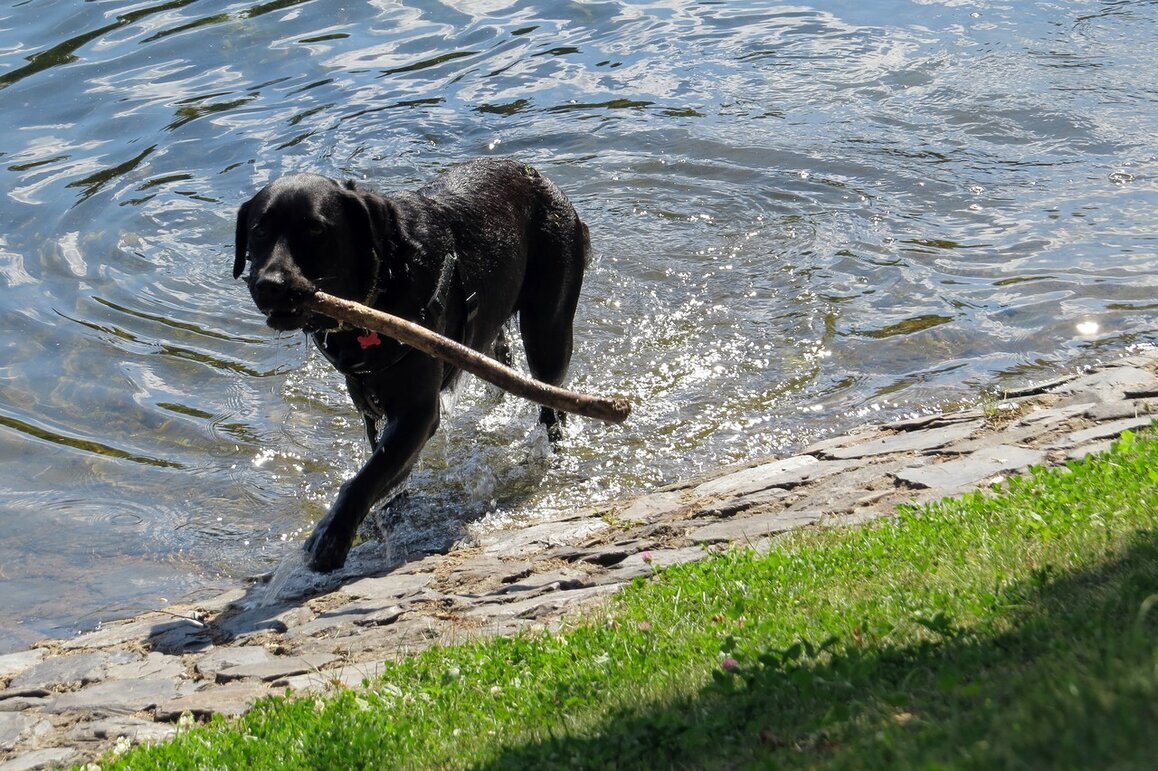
[415,158,588,390]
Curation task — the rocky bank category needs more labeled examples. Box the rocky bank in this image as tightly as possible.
[1,351,1155,769]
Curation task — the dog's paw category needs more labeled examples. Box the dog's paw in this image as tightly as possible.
[540,407,567,445]
[303,525,353,573]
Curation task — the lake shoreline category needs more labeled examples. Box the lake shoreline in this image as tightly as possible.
[1,349,1156,770]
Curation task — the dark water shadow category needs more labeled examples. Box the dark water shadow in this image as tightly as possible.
[478,529,1158,770]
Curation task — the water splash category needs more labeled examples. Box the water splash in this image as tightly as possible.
[252,546,327,608]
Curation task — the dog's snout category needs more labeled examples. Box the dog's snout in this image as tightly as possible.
[251,270,291,307]
[250,260,314,308]
[251,271,316,331]
[250,267,315,330]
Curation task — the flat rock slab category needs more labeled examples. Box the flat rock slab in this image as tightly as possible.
[0,713,49,753]
[67,716,178,746]
[155,682,271,721]
[615,491,686,523]
[0,653,42,681]
[1067,439,1115,462]
[318,661,387,690]
[895,445,1046,492]
[285,602,407,640]
[434,554,536,592]
[1047,415,1156,448]
[146,619,214,654]
[464,585,620,624]
[479,519,608,558]
[0,746,80,771]
[1015,402,1097,426]
[817,420,982,460]
[689,510,822,545]
[6,650,138,692]
[290,616,451,660]
[693,485,794,518]
[1054,367,1158,401]
[491,568,590,598]
[692,455,820,497]
[339,572,434,602]
[1084,400,1156,422]
[546,543,634,568]
[195,646,273,678]
[45,678,182,716]
[0,697,48,713]
[215,652,339,683]
[59,614,195,652]
[107,652,185,682]
[267,661,392,694]
[606,546,711,581]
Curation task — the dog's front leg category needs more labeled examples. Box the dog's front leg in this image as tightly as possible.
[303,403,439,572]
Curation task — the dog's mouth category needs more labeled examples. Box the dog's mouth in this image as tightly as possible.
[263,306,337,333]
[262,307,308,331]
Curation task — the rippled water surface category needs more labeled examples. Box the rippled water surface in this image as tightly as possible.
[1,0,1155,651]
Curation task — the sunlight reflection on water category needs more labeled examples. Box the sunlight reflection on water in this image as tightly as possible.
[0,0,1154,650]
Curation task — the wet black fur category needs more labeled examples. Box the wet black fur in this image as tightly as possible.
[234,158,588,572]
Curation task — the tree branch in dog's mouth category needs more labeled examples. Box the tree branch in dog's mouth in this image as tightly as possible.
[303,291,631,425]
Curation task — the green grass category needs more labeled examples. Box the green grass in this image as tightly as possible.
[104,426,1158,770]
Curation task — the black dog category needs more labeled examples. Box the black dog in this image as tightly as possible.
[234,158,589,572]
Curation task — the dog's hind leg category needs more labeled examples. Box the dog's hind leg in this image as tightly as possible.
[519,220,588,440]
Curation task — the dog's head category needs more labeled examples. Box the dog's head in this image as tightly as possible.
[234,174,402,331]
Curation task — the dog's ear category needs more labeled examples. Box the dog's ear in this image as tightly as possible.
[341,183,413,283]
[340,181,374,247]
[233,198,251,279]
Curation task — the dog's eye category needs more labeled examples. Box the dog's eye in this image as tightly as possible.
[251,223,268,240]
[306,222,327,238]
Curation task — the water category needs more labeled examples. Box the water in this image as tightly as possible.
[0,0,1154,652]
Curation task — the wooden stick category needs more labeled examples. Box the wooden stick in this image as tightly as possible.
[303,291,632,424]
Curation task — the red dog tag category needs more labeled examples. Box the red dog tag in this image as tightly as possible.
[357,330,381,350]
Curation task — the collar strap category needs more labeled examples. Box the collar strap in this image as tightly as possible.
[424,252,457,322]
[362,247,382,307]
[310,247,382,334]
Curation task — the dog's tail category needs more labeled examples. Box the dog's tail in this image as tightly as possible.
[524,163,591,270]
[577,220,592,268]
